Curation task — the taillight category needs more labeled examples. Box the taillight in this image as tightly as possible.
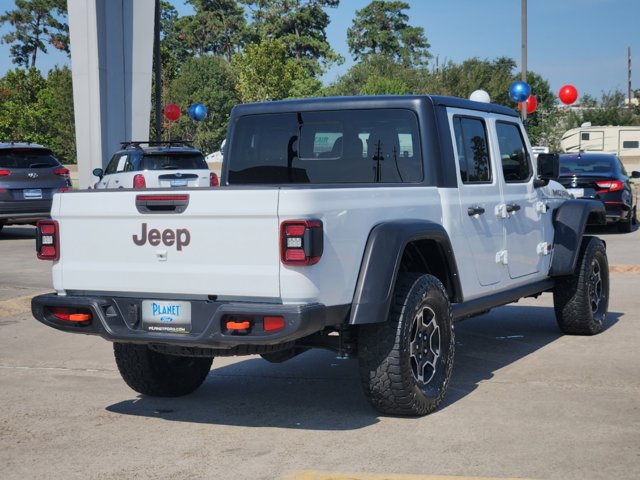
[133,174,146,188]
[36,220,59,260]
[596,180,624,193]
[53,167,70,179]
[58,186,71,192]
[280,219,323,266]
[210,172,219,187]
[0,169,10,176]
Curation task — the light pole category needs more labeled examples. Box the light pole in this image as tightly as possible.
[521,0,527,121]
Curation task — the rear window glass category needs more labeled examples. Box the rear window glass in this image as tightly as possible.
[0,150,60,168]
[228,109,423,184]
[141,153,207,170]
[560,157,614,175]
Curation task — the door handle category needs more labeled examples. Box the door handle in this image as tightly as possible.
[467,206,486,216]
[506,203,521,213]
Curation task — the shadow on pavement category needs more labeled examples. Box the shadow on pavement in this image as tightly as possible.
[106,304,621,430]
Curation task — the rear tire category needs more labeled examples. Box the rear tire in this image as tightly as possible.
[358,273,454,416]
[553,237,609,335]
[114,343,213,396]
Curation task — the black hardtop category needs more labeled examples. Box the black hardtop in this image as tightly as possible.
[116,141,201,157]
[230,94,519,118]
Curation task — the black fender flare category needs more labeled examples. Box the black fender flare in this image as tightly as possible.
[348,220,462,325]
[550,199,606,276]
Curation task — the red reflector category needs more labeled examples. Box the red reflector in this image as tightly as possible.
[133,174,146,188]
[51,307,91,322]
[264,316,285,332]
[58,186,71,192]
[0,169,10,176]
[135,194,189,202]
[227,320,251,330]
[210,172,219,187]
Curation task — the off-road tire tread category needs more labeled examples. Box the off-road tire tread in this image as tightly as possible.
[114,343,213,397]
[553,237,608,335]
[358,273,454,416]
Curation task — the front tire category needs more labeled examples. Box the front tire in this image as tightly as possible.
[553,237,609,335]
[358,273,454,416]
[114,343,213,397]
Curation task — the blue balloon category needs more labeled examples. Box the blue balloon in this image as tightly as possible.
[188,103,207,121]
[509,81,531,103]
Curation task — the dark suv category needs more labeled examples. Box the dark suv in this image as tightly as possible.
[0,142,71,233]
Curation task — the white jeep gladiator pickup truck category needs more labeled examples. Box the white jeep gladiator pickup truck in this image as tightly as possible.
[32,95,609,416]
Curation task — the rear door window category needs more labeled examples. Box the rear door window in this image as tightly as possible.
[228,109,422,184]
[452,116,492,183]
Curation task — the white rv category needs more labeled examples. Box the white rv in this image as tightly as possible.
[561,125,640,169]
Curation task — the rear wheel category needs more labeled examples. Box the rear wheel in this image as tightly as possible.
[553,237,609,335]
[113,343,213,396]
[358,273,454,416]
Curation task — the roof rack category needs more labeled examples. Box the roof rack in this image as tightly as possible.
[119,140,195,149]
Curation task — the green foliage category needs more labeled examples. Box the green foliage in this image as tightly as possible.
[0,0,69,68]
[347,1,430,67]
[564,90,640,132]
[233,38,316,102]
[324,54,417,95]
[0,67,76,163]
[163,55,239,153]
[243,0,342,75]
[172,0,249,61]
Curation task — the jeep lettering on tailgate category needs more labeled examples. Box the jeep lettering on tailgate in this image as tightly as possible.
[132,223,191,250]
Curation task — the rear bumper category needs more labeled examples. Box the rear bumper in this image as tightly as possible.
[0,199,52,223]
[32,293,344,350]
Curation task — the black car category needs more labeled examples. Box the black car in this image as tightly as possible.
[0,142,72,233]
[558,153,640,232]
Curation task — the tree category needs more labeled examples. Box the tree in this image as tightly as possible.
[164,55,239,153]
[233,38,320,103]
[243,0,342,75]
[347,0,430,67]
[0,67,76,163]
[324,54,418,95]
[0,0,69,69]
[172,0,248,61]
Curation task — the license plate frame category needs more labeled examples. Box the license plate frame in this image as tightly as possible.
[170,179,188,187]
[23,188,43,199]
[141,300,192,334]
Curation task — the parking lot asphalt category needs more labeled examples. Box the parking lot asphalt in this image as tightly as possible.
[1,225,639,480]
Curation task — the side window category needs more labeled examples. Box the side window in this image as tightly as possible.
[453,116,491,183]
[496,122,531,183]
[105,154,127,174]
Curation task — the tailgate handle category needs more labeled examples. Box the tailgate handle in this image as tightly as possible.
[135,194,189,214]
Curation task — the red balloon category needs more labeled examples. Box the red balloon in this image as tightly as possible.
[518,95,538,114]
[558,84,578,105]
[163,103,181,121]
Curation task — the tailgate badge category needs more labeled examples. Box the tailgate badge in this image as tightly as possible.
[28,172,38,178]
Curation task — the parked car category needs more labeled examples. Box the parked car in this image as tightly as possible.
[558,153,640,232]
[0,142,71,233]
[92,141,217,189]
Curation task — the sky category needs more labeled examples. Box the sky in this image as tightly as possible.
[0,0,639,101]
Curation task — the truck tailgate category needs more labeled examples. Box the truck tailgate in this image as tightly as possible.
[52,189,281,299]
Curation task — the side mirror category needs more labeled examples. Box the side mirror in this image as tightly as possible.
[534,153,560,187]
[631,171,640,179]
[92,167,104,178]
